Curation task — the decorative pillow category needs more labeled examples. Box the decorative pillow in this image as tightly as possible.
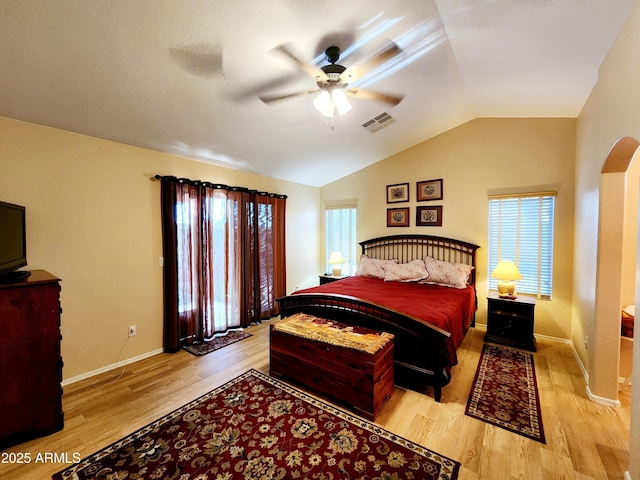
[355,255,398,279]
[422,256,473,289]
[382,259,429,282]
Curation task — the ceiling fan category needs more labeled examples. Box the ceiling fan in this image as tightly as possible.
[259,44,405,117]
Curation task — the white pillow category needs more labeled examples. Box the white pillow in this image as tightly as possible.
[422,256,473,289]
[355,254,398,279]
[623,305,635,317]
[382,259,429,282]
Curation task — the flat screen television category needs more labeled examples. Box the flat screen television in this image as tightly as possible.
[0,201,30,282]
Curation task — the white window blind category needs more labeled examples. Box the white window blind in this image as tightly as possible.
[488,194,555,298]
[325,206,357,275]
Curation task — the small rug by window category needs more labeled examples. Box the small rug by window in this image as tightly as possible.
[465,343,545,443]
[53,369,461,480]
[182,330,252,356]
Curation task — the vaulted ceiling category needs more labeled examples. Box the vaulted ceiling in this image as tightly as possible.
[0,0,633,186]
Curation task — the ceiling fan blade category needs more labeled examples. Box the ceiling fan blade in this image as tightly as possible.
[272,44,327,80]
[234,72,309,102]
[346,88,404,106]
[259,89,320,104]
[344,42,402,81]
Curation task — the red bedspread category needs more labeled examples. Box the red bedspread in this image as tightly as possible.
[295,276,477,366]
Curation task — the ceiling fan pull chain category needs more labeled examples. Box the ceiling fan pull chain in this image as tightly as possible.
[322,115,335,131]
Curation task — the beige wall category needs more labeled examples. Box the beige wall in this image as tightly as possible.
[0,116,320,381]
[321,117,576,338]
[575,1,640,476]
[623,158,640,306]
[574,5,640,382]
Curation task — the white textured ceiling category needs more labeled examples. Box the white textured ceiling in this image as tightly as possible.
[0,0,633,186]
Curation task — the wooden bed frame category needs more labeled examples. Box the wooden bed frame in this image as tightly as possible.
[276,234,480,402]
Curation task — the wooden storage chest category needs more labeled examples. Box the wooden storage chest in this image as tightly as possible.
[270,313,394,420]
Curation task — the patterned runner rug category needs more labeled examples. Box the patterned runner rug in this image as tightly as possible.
[466,343,545,443]
[182,329,252,356]
[53,369,461,480]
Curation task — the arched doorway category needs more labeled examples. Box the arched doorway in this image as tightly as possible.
[591,136,640,403]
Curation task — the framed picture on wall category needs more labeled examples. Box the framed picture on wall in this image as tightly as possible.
[416,179,443,201]
[386,183,409,203]
[387,207,410,227]
[416,206,443,226]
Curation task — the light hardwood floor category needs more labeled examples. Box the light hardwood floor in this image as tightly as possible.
[0,322,631,479]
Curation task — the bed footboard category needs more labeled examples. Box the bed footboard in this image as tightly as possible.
[276,293,452,401]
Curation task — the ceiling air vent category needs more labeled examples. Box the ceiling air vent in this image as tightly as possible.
[362,112,395,133]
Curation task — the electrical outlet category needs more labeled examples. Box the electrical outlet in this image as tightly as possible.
[584,335,589,349]
[158,256,164,267]
[128,325,137,337]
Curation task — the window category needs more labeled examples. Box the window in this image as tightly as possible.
[175,196,200,314]
[325,206,357,276]
[158,176,287,351]
[488,193,555,299]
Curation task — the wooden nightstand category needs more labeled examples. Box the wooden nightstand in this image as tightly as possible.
[319,274,348,285]
[485,292,536,351]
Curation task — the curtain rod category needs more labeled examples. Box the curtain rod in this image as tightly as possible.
[154,175,287,199]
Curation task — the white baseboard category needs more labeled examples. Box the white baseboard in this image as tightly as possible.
[619,376,633,388]
[61,348,164,387]
[585,385,621,407]
[548,334,623,407]
[561,335,590,383]
[534,333,625,406]
[535,333,591,382]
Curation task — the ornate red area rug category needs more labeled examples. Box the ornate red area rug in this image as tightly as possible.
[53,369,460,480]
[466,344,545,443]
[182,330,252,356]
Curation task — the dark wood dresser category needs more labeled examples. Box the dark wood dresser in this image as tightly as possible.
[0,270,63,448]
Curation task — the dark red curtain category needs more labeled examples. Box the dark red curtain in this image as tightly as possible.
[158,176,286,352]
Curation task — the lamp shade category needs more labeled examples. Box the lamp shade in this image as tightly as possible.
[328,251,345,277]
[313,88,352,117]
[331,88,352,116]
[313,90,333,117]
[491,260,523,280]
[328,251,345,265]
[491,260,522,298]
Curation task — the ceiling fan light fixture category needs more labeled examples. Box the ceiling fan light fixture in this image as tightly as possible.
[261,43,403,118]
[332,88,352,116]
[313,90,334,117]
[313,87,352,118]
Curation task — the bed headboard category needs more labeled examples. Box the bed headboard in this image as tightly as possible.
[360,234,480,286]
